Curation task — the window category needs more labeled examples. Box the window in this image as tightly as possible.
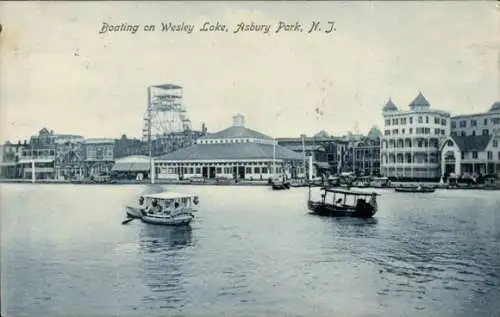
[472,131,476,136]
[493,140,498,147]
[472,152,478,159]
[435,128,440,135]
[246,167,252,173]
[216,167,222,173]
[487,151,493,160]
[484,118,488,125]
[426,116,429,123]
[451,121,456,128]
[461,131,466,136]
[409,117,413,124]
[446,140,453,146]
[461,152,465,160]
[498,151,500,160]
[451,131,457,136]
[254,167,260,173]
[483,129,489,136]
[441,119,447,126]
[392,119,398,125]
[402,129,405,134]
[492,118,500,124]
[409,128,413,134]
[418,116,423,123]
[459,121,466,128]
[262,167,268,173]
[392,129,398,135]
[195,168,201,174]
[401,118,407,124]
[385,119,391,126]
[434,117,440,124]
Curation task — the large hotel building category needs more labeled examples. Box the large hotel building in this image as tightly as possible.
[380,93,451,181]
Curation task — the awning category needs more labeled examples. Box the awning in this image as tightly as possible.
[314,162,331,169]
[18,158,54,164]
[0,162,17,167]
[111,162,150,172]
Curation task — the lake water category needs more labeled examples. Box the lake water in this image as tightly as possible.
[1,184,500,317]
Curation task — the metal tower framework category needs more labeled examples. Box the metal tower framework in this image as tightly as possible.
[142,84,192,144]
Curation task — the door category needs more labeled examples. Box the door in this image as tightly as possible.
[209,167,216,179]
[238,166,245,180]
[202,166,208,178]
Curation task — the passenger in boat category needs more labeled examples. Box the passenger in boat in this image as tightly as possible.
[138,196,145,209]
[148,199,162,214]
[356,199,366,210]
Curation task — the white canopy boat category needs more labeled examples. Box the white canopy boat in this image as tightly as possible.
[125,192,199,226]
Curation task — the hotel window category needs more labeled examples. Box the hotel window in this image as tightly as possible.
[262,167,268,173]
[451,121,456,128]
[434,117,440,124]
[487,151,493,160]
[472,131,476,136]
[461,152,465,160]
[441,119,447,126]
[195,168,201,174]
[483,129,489,136]
[459,121,466,128]
[246,167,252,173]
[392,119,398,125]
[472,152,478,159]
[409,117,413,124]
[402,129,405,134]
[461,131,466,136]
[471,120,477,127]
[484,118,488,125]
[426,116,429,123]
[418,116,423,123]
[385,119,391,126]
[189,168,194,174]
[392,129,398,135]
[435,128,440,135]
[409,128,413,134]
[494,140,498,147]
[384,130,390,136]
[498,151,500,160]
[216,167,222,173]
[401,118,407,124]
[254,167,260,173]
[492,118,500,124]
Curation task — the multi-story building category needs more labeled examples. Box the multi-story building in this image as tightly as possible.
[19,148,57,180]
[441,101,500,178]
[0,141,25,178]
[450,102,500,137]
[84,139,115,177]
[380,92,451,181]
[350,126,382,176]
[277,130,344,177]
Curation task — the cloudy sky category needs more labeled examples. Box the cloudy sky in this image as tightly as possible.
[0,1,498,143]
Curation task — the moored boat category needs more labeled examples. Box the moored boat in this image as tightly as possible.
[125,192,199,226]
[307,185,379,218]
[271,176,290,190]
[394,185,435,193]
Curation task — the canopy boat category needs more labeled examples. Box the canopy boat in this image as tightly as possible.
[394,185,435,193]
[307,186,379,218]
[125,192,199,226]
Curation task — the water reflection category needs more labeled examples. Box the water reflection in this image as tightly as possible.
[138,225,194,310]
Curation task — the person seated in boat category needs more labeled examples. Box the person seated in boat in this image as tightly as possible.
[356,198,366,209]
[147,199,162,214]
[336,198,343,206]
[138,196,144,206]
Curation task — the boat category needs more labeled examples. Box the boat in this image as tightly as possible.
[307,185,379,218]
[370,177,391,188]
[125,192,199,226]
[394,185,435,193]
[271,177,291,190]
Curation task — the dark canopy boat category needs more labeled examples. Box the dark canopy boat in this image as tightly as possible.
[307,185,379,218]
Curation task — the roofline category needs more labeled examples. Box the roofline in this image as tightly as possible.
[451,112,497,119]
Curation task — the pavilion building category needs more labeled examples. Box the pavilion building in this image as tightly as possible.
[153,114,304,181]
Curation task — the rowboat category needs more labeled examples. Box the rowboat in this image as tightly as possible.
[394,185,435,193]
[125,192,199,226]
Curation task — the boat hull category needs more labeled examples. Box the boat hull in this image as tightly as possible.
[125,205,145,218]
[307,200,376,218]
[272,183,290,190]
[395,187,435,193]
[141,212,194,226]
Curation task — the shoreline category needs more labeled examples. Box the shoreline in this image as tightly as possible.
[0,178,498,190]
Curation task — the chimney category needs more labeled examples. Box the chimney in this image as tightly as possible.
[232,114,245,127]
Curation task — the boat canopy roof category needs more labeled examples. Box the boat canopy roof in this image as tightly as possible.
[324,188,379,196]
[142,192,196,200]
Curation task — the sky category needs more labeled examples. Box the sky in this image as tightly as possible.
[0,1,498,143]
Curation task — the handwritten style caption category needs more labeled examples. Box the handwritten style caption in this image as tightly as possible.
[98,21,337,35]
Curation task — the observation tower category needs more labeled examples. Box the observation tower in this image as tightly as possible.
[142,84,192,143]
